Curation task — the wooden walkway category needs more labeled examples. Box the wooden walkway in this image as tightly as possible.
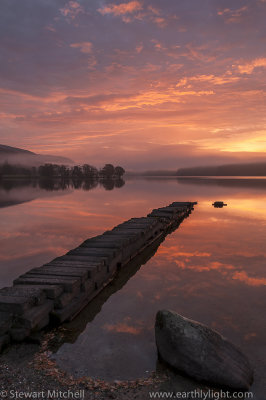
[0,201,197,351]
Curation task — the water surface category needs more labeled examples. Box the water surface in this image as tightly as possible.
[0,177,265,398]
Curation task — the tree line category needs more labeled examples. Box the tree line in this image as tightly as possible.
[0,162,125,180]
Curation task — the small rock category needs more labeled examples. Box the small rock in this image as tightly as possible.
[155,310,253,390]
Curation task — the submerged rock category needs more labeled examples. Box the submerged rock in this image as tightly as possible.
[155,310,253,390]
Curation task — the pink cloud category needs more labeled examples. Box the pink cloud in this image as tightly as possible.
[147,5,160,15]
[60,1,84,20]
[152,17,167,28]
[217,6,248,23]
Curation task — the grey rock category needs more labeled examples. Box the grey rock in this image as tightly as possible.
[155,310,253,390]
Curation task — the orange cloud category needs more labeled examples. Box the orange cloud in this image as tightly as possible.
[232,271,266,286]
[70,42,93,54]
[237,58,266,74]
[97,1,168,27]
[98,1,142,16]
[176,74,240,87]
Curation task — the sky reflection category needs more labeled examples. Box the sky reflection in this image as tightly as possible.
[2,178,256,396]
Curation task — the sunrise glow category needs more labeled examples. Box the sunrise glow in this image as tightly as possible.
[1,0,265,169]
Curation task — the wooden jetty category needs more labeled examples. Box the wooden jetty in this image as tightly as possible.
[0,201,196,351]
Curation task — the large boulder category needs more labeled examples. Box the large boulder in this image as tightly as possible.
[155,310,253,390]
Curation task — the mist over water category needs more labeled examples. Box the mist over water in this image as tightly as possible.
[0,177,265,398]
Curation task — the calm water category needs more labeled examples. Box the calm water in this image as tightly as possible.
[0,177,265,398]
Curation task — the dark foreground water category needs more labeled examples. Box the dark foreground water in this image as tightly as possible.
[0,177,265,398]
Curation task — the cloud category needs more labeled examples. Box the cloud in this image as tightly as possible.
[176,74,240,87]
[98,1,142,16]
[237,58,266,74]
[217,6,248,23]
[60,1,84,20]
[147,5,160,15]
[97,1,168,27]
[0,0,265,170]
[152,17,167,28]
[232,271,266,286]
[185,44,216,63]
[70,42,93,54]
[63,92,135,106]
[136,43,143,53]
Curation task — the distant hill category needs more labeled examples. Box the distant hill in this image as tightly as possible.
[177,162,266,176]
[0,144,74,166]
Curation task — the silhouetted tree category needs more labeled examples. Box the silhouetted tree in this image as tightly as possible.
[38,164,55,178]
[114,166,125,177]
[71,165,83,179]
[58,165,69,179]
[82,164,98,179]
[101,164,115,177]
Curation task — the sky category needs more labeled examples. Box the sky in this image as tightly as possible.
[0,0,266,170]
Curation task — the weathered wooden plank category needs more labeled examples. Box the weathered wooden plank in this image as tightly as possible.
[80,241,126,249]
[43,263,100,279]
[27,267,88,283]
[103,231,143,240]
[117,223,156,230]
[103,230,140,237]
[126,217,159,225]
[170,202,196,207]
[45,260,103,268]
[148,211,173,219]
[52,255,109,265]
[0,295,33,315]
[113,226,145,233]
[21,274,82,291]
[68,247,118,256]
[81,236,132,248]
[12,284,63,299]
[14,301,54,330]
[13,276,80,293]
[156,207,181,214]
[129,217,164,223]
[0,286,46,306]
